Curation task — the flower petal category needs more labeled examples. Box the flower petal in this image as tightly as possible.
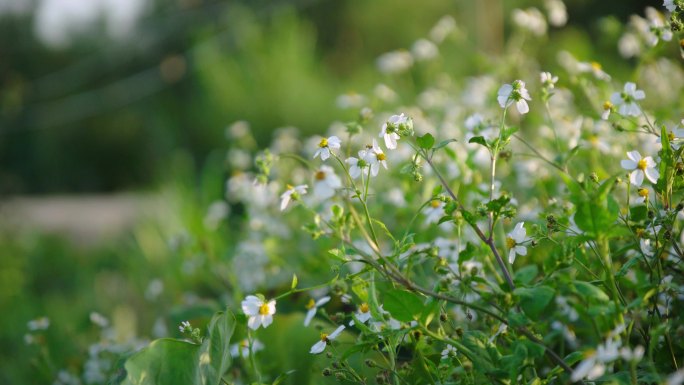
[645,167,659,184]
[627,151,642,162]
[328,325,346,339]
[508,249,516,264]
[620,159,637,170]
[304,308,316,327]
[630,170,644,186]
[247,316,262,330]
[310,340,327,354]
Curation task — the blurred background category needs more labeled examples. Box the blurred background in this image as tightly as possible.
[0,0,663,383]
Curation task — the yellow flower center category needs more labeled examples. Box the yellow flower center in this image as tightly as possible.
[668,131,676,141]
[590,61,602,71]
[430,200,441,208]
[320,333,329,342]
[376,153,387,161]
[635,228,645,238]
[306,298,316,309]
[638,188,649,198]
[315,171,326,180]
[506,237,516,249]
[319,138,328,148]
[603,101,613,110]
[286,184,294,190]
[240,340,249,348]
[588,135,599,145]
[637,159,647,170]
[359,303,370,313]
[259,303,270,315]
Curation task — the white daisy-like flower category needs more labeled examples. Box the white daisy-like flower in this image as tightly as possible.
[635,187,651,204]
[664,0,676,12]
[540,71,558,88]
[179,320,191,333]
[230,339,264,358]
[313,166,342,200]
[345,156,368,179]
[363,139,389,177]
[310,325,345,354]
[610,82,645,117]
[441,344,457,359]
[303,296,331,327]
[506,222,528,264]
[313,136,341,161]
[241,295,276,330]
[576,60,611,81]
[27,317,50,331]
[601,101,613,120]
[497,80,532,114]
[376,50,413,74]
[658,121,684,150]
[424,200,445,224]
[356,302,372,324]
[380,113,410,150]
[571,338,621,382]
[411,38,439,61]
[280,184,308,211]
[620,151,659,186]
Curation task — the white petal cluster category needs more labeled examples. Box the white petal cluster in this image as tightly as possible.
[610,82,645,117]
[506,222,527,264]
[242,295,276,330]
[497,80,532,114]
[304,296,331,327]
[313,136,342,161]
[280,184,308,211]
[313,166,342,200]
[310,325,345,354]
[620,151,659,186]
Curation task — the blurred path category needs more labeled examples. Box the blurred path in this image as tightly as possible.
[0,194,163,246]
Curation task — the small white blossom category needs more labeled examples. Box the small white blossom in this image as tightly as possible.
[310,325,345,354]
[380,113,411,149]
[610,82,645,117]
[506,222,528,264]
[27,317,50,331]
[280,184,308,211]
[179,320,191,333]
[313,136,341,161]
[429,15,457,43]
[355,302,372,324]
[540,71,558,88]
[376,50,413,74]
[545,0,567,27]
[620,151,659,186]
[601,101,614,120]
[304,296,331,327]
[363,139,389,177]
[664,0,676,12]
[313,166,342,200]
[576,60,611,81]
[241,295,276,330]
[424,200,445,224]
[497,80,532,114]
[512,8,547,36]
[411,39,439,61]
[345,156,367,179]
[230,339,264,358]
[571,338,621,382]
[441,344,457,359]
[89,312,109,328]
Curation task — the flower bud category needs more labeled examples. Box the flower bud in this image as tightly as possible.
[322,368,332,377]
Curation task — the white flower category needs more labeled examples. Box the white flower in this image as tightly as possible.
[303,296,331,327]
[230,339,264,358]
[27,317,50,331]
[355,302,372,324]
[345,156,367,179]
[411,39,439,61]
[241,295,276,330]
[336,93,366,109]
[506,222,528,264]
[429,15,457,43]
[635,187,651,204]
[658,120,684,150]
[376,50,413,74]
[380,113,411,149]
[512,8,547,36]
[280,184,308,211]
[540,71,558,88]
[545,0,567,27]
[497,80,532,114]
[363,139,388,177]
[313,135,342,161]
[571,338,621,382]
[310,325,345,354]
[441,344,457,359]
[620,151,659,186]
[610,82,645,117]
[576,60,611,81]
[667,369,684,385]
[601,101,613,120]
[424,200,445,224]
[204,201,230,230]
[664,0,676,12]
[313,166,342,200]
[179,320,191,333]
[89,312,109,328]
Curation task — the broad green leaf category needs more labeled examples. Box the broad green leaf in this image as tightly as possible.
[434,138,458,150]
[417,133,435,149]
[120,311,235,385]
[468,136,488,148]
[383,289,424,322]
[514,286,555,318]
[514,265,538,285]
[573,281,610,302]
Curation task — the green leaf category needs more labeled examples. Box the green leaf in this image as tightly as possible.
[514,265,538,285]
[468,136,488,148]
[383,289,424,322]
[573,281,610,303]
[120,311,236,385]
[272,370,297,385]
[434,139,457,150]
[417,133,435,149]
[500,126,519,141]
[514,286,555,319]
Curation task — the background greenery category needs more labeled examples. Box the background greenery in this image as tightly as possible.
[0,0,666,384]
